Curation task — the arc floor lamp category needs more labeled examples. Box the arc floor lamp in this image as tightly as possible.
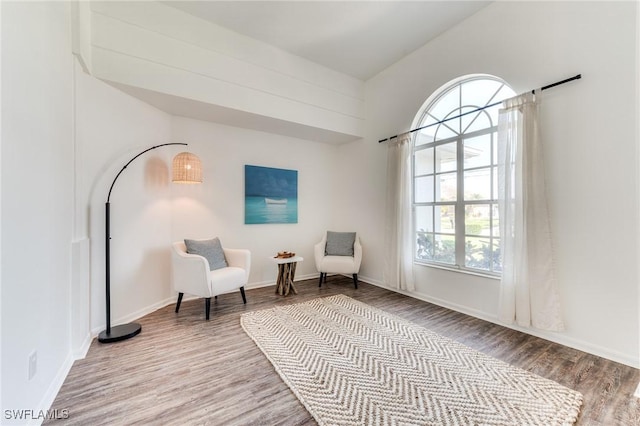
[98,143,202,343]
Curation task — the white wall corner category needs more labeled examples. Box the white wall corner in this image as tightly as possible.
[71,0,92,74]
[91,296,176,338]
[71,239,91,357]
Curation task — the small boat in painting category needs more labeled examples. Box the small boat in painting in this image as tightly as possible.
[265,198,287,205]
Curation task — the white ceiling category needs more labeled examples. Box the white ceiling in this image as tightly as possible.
[164,1,491,80]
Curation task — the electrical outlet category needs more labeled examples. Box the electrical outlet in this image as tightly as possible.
[28,351,37,380]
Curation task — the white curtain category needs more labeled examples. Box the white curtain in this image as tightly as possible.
[497,93,564,331]
[383,133,415,291]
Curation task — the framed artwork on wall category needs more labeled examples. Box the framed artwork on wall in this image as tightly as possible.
[245,165,298,224]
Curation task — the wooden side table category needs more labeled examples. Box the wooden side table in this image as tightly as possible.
[271,256,303,296]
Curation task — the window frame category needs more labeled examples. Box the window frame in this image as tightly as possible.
[411,75,514,277]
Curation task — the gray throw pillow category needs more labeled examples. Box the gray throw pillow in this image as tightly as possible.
[184,238,228,271]
[325,231,356,256]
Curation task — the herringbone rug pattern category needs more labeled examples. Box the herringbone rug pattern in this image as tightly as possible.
[241,294,583,426]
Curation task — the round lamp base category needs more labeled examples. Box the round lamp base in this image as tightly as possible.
[98,323,142,343]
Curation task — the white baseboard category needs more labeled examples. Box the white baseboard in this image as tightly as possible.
[72,332,93,360]
[89,273,328,336]
[90,296,175,337]
[89,273,637,368]
[246,280,277,290]
[359,278,639,369]
[27,352,75,426]
[246,272,318,290]
[89,279,284,336]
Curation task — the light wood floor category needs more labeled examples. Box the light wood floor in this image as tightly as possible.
[46,278,640,425]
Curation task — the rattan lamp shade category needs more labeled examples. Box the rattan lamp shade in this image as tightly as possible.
[172,152,202,183]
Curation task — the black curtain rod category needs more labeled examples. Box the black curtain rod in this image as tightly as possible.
[378,73,581,143]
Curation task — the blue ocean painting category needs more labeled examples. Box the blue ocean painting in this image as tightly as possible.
[245,165,298,224]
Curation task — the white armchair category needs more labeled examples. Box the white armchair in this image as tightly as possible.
[171,241,251,320]
[314,232,362,289]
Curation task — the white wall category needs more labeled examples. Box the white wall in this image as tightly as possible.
[77,68,342,333]
[170,116,338,287]
[1,0,636,418]
[75,0,360,337]
[1,1,75,422]
[346,1,639,366]
[75,63,174,333]
[331,136,385,284]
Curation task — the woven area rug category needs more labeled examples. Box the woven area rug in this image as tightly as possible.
[241,295,582,426]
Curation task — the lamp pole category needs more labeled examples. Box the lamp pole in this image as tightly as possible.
[98,143,187,343]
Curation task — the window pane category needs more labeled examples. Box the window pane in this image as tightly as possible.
[430,86,460,122]
[435,205,455,234]
[463,110,492,134]
[415,206,433,233]
[434,123,457,141]
[415,131,433,146]
[461,79,503,108]
[465,237,492,271]
[412,77,514,275]
[436,143,457,172]
[415,176,434,203]
[416,233,434,260]
[415,115,438,146]
[442,110,462,136]
[415,147,434,176]
[464,134,492,169]
[464,168,491,200]
[434,234,456,264]
[494,85,517,102]
[465,204,490,236]
[436,172,457,202]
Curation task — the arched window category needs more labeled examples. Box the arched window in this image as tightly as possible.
[412,75,515,275]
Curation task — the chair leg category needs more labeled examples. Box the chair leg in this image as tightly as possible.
[175,292,184,313]
[352,274,358,289]
[240,286,247,304]
[318,273,324,287]
[205,298,211,320]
